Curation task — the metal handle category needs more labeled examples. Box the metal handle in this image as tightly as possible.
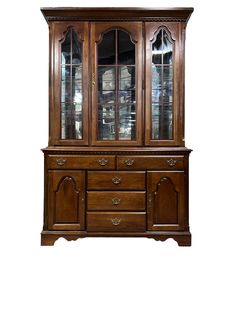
[92,73,96,86]
[124,159,135,166]
[112,176,122,185]
[56,158,66,166]
[98,158,108,166]
[112,197,121,205]
[111,218,121,226]
[167,159,177,167]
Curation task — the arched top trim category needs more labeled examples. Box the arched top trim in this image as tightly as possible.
[151,26,175,44]
[59,26,83,43]
[56,176,79,193]
[97,27,137,45]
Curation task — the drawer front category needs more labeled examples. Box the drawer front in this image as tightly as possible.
[117,156,184,170]
[87,191,146,211]
[87,212,146,231]
[87,171,145,190]
[48,155,115,169]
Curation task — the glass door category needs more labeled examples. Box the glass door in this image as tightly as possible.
[145,22,182,146]
[50,22,89,145]
[91,22,142,146]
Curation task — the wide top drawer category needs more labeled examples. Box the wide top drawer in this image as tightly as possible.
[117,155,184,170]
[48,155,115,170]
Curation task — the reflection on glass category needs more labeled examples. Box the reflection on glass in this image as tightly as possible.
[152,103,172,140]
[119,104,136,140]
[98,105,115,140]
[118,90,135,103]
[98,30,116,65]
[98,67,115,91]
[61,28,83,139]
[151,28,173,140]
[72,30,82,64]
[119,66,135,90]
[97,29,136,141]
[118,30,135,65]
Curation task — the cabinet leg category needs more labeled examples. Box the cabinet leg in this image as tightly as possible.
[41,234,58,246]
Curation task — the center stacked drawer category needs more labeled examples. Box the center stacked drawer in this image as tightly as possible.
[87,171,146,232]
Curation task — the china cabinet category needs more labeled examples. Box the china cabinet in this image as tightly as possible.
[41,7,193,246]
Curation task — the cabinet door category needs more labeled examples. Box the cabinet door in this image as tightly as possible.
[147,171,186,230]
[91,22,143,146]
[145,22,183,146]
[48,171,85,230]
[50,22,89,145]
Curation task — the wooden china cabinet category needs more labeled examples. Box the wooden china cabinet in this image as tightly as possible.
[41,7,193,246]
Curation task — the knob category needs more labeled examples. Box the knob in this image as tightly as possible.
[111,218,121,226]
[56,158,66,166]
[124,159,135,166]
[112,197,121,205]
[112,176,122,185]
[167,159,177,167]
[98,158,108,166]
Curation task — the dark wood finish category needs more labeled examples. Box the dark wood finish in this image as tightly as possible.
[87,171,146,190]
[48,171,85,230]
[49,22,89,146]
[117,155,184,170]
[145,22,182,146]
[90,21,142,146]
[47,155,116,169]
[41,7,194,23]
[87,191,145,211]
[147,171,185,231]
[41,8,193,246]
[87,212,146,231]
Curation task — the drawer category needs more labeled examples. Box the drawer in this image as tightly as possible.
[87,212,146,231]
[48,155,115,169]
[87,191,146,211]
[87,171,145,190]
[117,155,184,170]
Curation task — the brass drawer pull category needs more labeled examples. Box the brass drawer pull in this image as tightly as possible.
[111,218,121,226]
[124,159,135,166]
[56,158,66,166]
[112,197,121,205]
[98,158,108,166]
[167,159,177,167]
[112,176,122,185]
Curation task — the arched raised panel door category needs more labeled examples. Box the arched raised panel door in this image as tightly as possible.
[91,22,142,146]
[147,171,186,230]
[48,171,85,230]
[50,22,89,145]
[145,22,183,146]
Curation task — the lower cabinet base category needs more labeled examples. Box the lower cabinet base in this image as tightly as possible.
[41,230,191,247]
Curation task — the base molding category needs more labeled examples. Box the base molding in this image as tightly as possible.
[41,231,191,246]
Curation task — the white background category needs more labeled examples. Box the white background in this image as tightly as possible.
[1,0,235,313]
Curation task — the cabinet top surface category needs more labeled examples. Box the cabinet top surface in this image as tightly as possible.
[41,7,194,23]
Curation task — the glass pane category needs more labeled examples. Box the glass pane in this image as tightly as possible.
[98,91,115,104]
[152,30,162,64]
[163,30,173,64]
[119,66,135,90]
[98,105,115,140]
[152,104,160,139]
[98,67,115,91]
[162,103,173,139]
[118,90,135,103]
[61,67,71,102]
[163,66,173,102]
[118,30,135,65]
[60,28,83,140]
[98,30,115,65]
[119,104,136,140]
[72,29,82,64]
[61,30,71,65]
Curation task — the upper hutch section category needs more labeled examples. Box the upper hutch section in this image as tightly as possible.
[41,7,193,147]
